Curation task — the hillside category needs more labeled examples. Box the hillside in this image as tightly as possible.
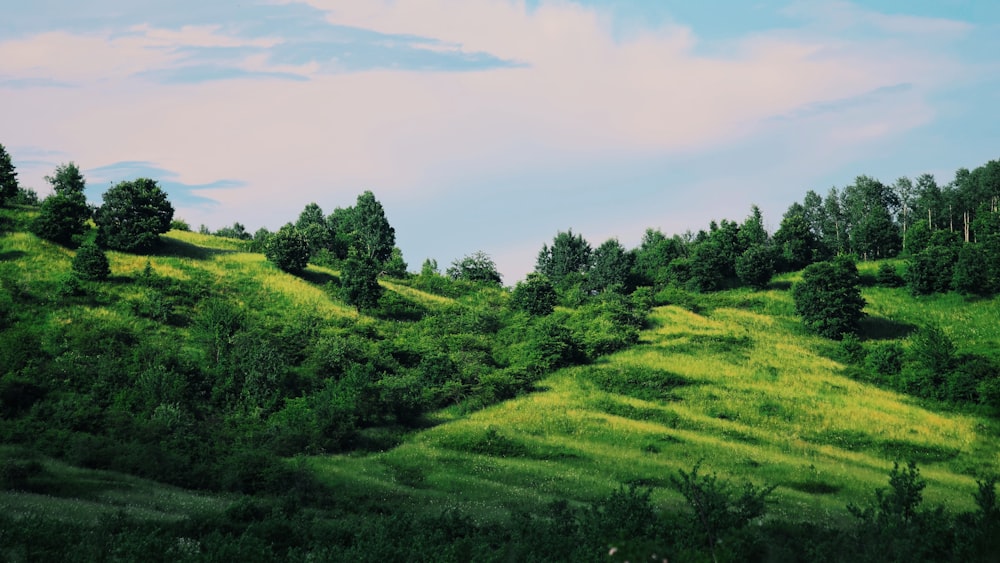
[3,205,1000,561]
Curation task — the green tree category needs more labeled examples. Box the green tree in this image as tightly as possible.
[953,243,990,296]
[341,248,382,311]
[94,178,174,252]
[31,163,91,246]
[587,238,633,293]
[446,251,502,286]
[296,202,332,256]
[536,230,591,288]
[631,228,684,287]
[738,204,769,249]
[792,256,866,339]
[350,191,395,265]
[0,143,18,206]
[773,210,820,272]
[687,240,729,292]
[265,224,310,274]
[510,273,557,316]
[383,247,408,278]
[72,239,111,281]
[735,243,775,290]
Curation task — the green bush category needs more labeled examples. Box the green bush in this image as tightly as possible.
[72,239,110,281]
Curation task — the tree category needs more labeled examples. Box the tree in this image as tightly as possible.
[350,191,395,265]
[0,143,18,206]
[738,204,769,249]
[265,224,310,274]
[446,251,502,286]
[31,163,91,246]
[510,273,557,316]
[792,255,866,339]
[773,211,820,272]
[587,238,632,293]
[94,178,174,253]
[536,230,591,288]
[72,239,111,281]
[953,243,990,296]
[296,202,332,256]
[735,244,775,290]
[631,228,684,288]
[340,248,382,311]
[383,247,408,278]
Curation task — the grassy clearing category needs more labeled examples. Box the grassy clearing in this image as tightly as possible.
[312,285,1000,527]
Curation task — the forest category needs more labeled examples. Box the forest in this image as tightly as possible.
[2,142,1000,561]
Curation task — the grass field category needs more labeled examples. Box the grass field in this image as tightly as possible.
[310,278,1000,526]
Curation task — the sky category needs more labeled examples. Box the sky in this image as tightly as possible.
[3,0,999,283]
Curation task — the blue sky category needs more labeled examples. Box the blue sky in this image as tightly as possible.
[3,0,999,282]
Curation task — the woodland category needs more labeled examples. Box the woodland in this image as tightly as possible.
[2,142,1000,561]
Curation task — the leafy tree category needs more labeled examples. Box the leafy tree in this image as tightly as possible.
[0,143,18,206]
[214,222,251,240]
[631,228,684,287]
[446,251,502,286]
[350,191,395,265]
[953,243,990,296]
[792,256,866,339]
[587,238,632,293]
[265,224,310,274]
[94,178,174,252]
[773,211,820,272]
[341,248,383,311]
[738,204,769,249]
[510,273,557,316]
[536,230,591,288]
[31,163,91,246]
[906,241,958,295]
[72,239,111,281]
[687,241,729,292]
[383,247,408,278]
[296,202,332,256]
[735,243,775,290]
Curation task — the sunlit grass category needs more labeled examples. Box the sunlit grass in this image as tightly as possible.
[313,286,1000,526]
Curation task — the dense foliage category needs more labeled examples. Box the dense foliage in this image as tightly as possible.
[793,256,866,339]
[95,178,175,252]
[30,163,92,247]
[0,143,18,206]
[265,224,311,273]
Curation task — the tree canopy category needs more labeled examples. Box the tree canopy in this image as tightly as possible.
[792,256,866,339]
[94,178,174,253]
[31,162,91,246]
[447,250,502,286]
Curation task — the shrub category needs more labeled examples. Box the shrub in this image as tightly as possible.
[792,256,866,339]
[72,239,111,281]
[876,262,904,288]
[94,178,174,253]
[265,224,310,274]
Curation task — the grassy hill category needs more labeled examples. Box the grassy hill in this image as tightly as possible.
[309,274,1000,525]
[3,206,999,560]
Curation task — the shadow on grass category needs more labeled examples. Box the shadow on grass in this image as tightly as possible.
[859,316,917,340]
[298,269,339,287]
[152,237,237,260]
[768,280,792,291]
[0,250,26,262]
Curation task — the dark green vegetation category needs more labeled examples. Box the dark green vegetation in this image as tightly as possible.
[2,151,1000,561]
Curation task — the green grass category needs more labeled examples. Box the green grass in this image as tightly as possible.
[310,281,1000,527]
[0,447,227,525]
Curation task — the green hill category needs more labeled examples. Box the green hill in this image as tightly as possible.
[3,205,1000,561]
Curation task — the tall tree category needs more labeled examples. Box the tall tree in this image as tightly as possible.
[631,228,684,287]
[587,238,633,293]
[822,186,849,254]
[296,202,332,256]
[94,178,174,253]
[350,191,395,266]
[773,210,820,272]
[738,204,769,249]
[0,143,18,206]
[894,176,916,252]
[843,175,901,260]
[31,162,91,246]
[535,229,591,288]
[913,174,944,230]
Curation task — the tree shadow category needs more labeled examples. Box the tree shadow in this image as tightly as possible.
[0,250,26,262]
[298,268,340,287]
[768,280,792,291]
[151,237,237,260]
[858,315,917,341]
